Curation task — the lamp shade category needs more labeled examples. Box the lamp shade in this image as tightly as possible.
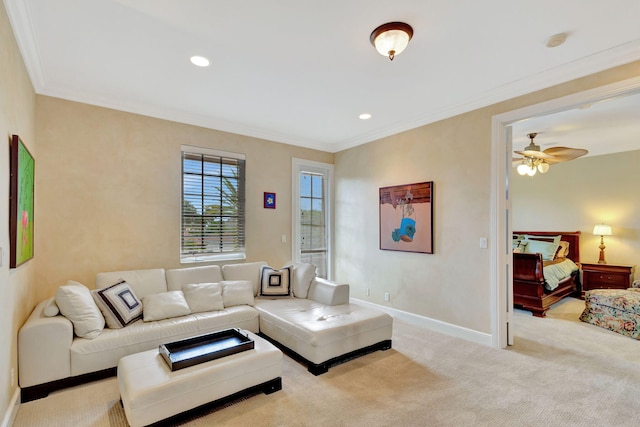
[370,22,413,60]
[593,224,612,236]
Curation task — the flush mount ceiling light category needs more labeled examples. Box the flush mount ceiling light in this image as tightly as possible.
[370,22,413,61]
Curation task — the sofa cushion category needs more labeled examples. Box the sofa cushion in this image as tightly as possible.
[259,265,292,297]
[182,282,224,313]
[69,306,260,377]
[142,291,191,322]
[55,281,105,339]
[96,269,167,299]
[254,299,393,365]
[92,280,143,329]
[221,262,267,296]
[222,280,255,307]
[165,265,224,292]
[288,262,317,299]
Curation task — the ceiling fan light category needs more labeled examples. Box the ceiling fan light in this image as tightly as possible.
[526,166,537,176]
[537,162,549,173]
[517,163,529,176]
[370,22,413,60]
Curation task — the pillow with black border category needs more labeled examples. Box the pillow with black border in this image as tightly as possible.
[91,279,143,328]
[259,265,292,297]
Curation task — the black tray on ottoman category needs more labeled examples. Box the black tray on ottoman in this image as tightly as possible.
[159,328,255,371]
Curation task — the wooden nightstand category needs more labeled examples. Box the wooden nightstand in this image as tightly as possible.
[581,263,636,298]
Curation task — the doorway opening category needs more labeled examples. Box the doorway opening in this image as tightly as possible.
[491,76,640,348]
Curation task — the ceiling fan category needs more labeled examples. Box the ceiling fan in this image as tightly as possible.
[513,132,588,176]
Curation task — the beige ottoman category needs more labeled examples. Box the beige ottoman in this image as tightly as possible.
[117,330,282,427]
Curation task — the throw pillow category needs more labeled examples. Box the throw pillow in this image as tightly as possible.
[182,282,224,313]
[43,297,60,317]
[55,281,105,339]
[259,265,292,297]
[288,262,317,298]
[91,280,143,328]
[142,291,191,322]
[221,280,255,307]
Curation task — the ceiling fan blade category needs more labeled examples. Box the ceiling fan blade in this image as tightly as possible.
[513,149,555,160]
[512,157,523,167]
[543,146,588,163]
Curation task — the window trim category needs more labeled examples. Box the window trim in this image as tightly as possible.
[180,145,246,264]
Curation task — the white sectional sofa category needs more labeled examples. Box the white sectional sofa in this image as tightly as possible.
[18,261,393,401]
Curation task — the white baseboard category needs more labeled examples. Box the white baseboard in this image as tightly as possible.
[1,388,20,427]
[350,297,493,346]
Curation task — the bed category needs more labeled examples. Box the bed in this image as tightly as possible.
[513,231,581,317]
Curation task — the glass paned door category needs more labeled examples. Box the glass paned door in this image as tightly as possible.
[299,172,327,277]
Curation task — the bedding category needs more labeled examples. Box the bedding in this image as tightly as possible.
[542,258,579,291]
[512,231,581,317]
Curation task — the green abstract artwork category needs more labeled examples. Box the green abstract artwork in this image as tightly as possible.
[10,135,35,268]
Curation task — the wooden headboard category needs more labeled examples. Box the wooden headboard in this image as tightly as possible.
[514,231,581,263]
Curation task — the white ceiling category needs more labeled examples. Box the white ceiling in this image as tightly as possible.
[511,91,640,158]
[5,0,640,153]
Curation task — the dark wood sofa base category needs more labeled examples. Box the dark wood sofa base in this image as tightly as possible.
[144,377,282,427]
[22,337,392,402]
[20,367,116,402]
[258,333,392,375]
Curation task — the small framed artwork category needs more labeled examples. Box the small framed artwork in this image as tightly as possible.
[379,181,433,254]
[264,192,276,209]
[9,134,35,268]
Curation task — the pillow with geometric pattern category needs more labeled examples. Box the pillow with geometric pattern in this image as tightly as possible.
[259,265,292,297]
[91,280,143,328]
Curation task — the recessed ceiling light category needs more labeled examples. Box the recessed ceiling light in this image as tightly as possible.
[359,113,372,120]
[190,56,210,67]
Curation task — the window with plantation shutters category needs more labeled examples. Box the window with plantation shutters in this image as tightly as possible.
[181,146,246,262]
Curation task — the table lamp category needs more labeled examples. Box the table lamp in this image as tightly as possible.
[592,223,612,264]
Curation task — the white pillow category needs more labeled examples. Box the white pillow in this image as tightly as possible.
[43,297,60,317]
[288,262,317,298]
[142,291,191,322]
[182,283,224,313]
[221,281,255,307]
[91,280,143,328]
[524,239,560,261]
[55,281,105,339]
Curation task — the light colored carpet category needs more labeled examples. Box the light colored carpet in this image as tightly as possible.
[14,297,640,427]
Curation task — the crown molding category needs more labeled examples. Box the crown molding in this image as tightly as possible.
[4,0,46,91]
[333,39,640,153]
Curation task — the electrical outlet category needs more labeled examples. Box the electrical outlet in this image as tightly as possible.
[384,292,390,302]
[10,368,15,387]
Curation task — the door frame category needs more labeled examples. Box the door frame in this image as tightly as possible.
[491,76,640,348]
[291,158,335,279]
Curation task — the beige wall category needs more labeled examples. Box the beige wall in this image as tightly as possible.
[334,61,640,334]
[3,4,640,419]
[35,97,333,300]
[512,149,640,279]
[0,1,37,421]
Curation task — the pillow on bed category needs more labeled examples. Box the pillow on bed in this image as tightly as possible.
[556,241,570,258]
[513,240,528,253]
[524,239,559,261]
[524,234,562,244]
[513,234,526,249]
